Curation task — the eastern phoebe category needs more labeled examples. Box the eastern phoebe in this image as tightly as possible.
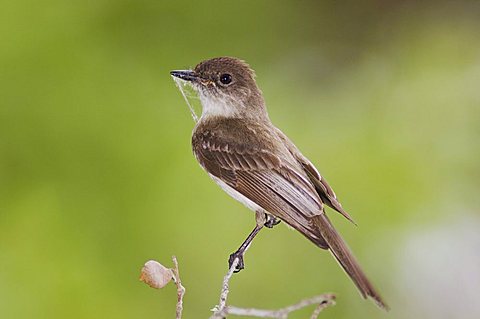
[171,57,388,309]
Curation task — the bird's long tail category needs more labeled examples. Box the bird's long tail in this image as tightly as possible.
[312,213,389,310]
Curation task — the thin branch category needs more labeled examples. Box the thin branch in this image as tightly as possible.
[216,294,335,318]
[140,256,335,318]
[171,256,186,319]
[310,299,334,319]
[209,257,335,318]
[279,294,335,315]
[209,257,240,318]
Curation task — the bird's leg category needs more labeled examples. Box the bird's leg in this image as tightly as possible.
[228,211,265,273]
[264,214,281,228]
[228,224,263,272]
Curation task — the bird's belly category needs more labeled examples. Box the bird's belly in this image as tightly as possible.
[209,174,263,213]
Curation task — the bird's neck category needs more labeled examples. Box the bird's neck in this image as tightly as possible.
[199,93,239,118]
[198,92,270,123]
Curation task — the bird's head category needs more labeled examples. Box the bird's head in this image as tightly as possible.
[171,57,267,120]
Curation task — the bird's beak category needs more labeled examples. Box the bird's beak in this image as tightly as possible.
[170,70,198,82]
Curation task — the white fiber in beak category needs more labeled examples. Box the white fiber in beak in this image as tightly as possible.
[172,76,199,123]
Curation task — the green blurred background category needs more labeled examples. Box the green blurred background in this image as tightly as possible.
[1,1,480,318]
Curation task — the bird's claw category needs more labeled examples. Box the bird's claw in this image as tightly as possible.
[228,252,245,273]
[264,215,281,228]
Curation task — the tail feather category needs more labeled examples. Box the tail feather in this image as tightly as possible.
[313,214,389,310]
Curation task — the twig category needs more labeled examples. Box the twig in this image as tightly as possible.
[310,298,334,319]
[171,256,186,319]
[209,257,335,318]
[140,256,335,318]
[278,294,335,317]
[209,257,240,318]
[215,293,335,318]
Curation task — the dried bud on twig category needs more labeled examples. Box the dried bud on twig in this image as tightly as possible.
[140,260,174,289]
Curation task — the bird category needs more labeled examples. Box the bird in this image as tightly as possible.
[170,56,388,309]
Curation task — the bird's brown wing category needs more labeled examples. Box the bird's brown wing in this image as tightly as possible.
[299,157,356,224]
[193,131,329,249]
[273,127,356,224]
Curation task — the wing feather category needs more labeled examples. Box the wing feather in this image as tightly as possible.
[193,130,329,248]
[301,159,356,224]
[273,127,356,224]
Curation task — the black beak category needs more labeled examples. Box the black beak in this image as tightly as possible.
[170,70,198,82]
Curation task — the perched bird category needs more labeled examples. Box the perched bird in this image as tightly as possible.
[171,57,388,309]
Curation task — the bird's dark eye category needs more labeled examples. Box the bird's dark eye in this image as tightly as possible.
[219,73,232,85]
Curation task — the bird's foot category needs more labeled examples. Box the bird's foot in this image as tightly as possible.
[228,251,245,273]
[264,214,281,228]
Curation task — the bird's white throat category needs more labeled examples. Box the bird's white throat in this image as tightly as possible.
[198,91,241,119]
